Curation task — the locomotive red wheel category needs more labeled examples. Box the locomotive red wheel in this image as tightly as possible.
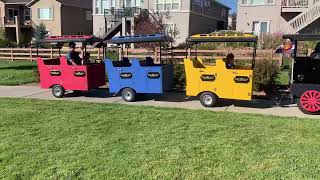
[298,90,320,114]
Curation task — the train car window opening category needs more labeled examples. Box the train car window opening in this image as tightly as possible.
[43,58,60,65]
[189,41,256,70]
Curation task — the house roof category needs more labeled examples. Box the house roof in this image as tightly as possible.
[26,0,92,9]
[1,0,30,4]
[213,0,231,10]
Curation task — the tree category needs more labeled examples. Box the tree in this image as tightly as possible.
[33,23,49,44]
[134,10,179,49]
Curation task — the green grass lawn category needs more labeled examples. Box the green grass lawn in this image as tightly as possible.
[1,98,320,179]
[0,61,38,86]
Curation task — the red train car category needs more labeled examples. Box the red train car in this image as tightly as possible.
[37,35,106,98]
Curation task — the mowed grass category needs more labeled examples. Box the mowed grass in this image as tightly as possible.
[1,99,320,179]
[0,61,38,85]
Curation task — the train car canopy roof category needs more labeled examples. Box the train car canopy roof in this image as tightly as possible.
[41,35,102,44]
[187,31,257,43]
[105,34,173,44]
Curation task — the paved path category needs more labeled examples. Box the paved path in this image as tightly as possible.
[0,85,319,119]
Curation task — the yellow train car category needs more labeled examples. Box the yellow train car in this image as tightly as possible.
[184,31,258,107]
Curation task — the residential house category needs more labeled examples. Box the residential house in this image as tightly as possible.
[92,0,230,45]
[0,0,32,44]
[26,0,93,37]
[237,0,320,35]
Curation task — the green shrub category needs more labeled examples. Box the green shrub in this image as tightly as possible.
[0,38,16,48]
[105,50,119,60]
[253,59,280,92]
[258,33,283,49]
[173,64,185,87]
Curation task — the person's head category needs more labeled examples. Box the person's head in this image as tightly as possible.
[285,38,292,45]
[69,42,76,51]
[226,53,235,63]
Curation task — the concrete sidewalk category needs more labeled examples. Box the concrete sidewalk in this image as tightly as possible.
[0,85,319,119]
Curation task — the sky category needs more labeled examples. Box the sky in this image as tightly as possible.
[218,0,237,13]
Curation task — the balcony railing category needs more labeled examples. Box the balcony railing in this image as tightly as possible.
[2,16,32,27]
[104,7,141,19]
[282,0,309,8]
[281,0,320,8]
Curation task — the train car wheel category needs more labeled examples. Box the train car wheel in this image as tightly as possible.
[200,92,219,107]
[298,90,320,115]
[52,85,65,98]
[121,88,136,102]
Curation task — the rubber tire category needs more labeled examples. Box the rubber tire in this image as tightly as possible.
[52,85,65,98]
[121,88,136,102]
[297,97,319,115]
[200,92,219,107]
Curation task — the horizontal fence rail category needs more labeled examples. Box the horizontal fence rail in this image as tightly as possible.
[0,47,283,64]
[0,47,103,61]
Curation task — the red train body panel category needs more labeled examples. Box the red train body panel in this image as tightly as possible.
[37,56,106,91]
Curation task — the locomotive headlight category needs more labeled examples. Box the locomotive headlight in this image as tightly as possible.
[297,74,304,82]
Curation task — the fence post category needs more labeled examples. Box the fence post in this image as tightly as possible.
[308,48,312,56]
[98,48,101,59]
[11,47,13,61]
[30,47,33,61]
[118,48,122,61]
[187,48,191,58]
[50,47,53,59]
[154,48,158,63]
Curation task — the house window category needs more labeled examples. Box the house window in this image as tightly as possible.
[86,10,92,21]
[38,8,53,20]
[8,9,19,21]
[124,0,141,7]
[241,0,274,5]
[156,0,180,11]
[221,8,227,19]
[252,21,269,35]
[95,0,116,15]
[164,23,175,35]
[24,9,31,21]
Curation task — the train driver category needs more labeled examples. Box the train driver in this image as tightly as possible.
[66,42,82,66]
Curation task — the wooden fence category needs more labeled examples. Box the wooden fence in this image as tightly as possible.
[0,47,283,64]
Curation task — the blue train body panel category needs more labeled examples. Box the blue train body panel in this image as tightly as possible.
[105,58,173,94]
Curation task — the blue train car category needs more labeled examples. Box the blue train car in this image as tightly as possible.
[104,34,174,102]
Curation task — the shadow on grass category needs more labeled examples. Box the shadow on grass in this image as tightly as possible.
[0,65,37,71]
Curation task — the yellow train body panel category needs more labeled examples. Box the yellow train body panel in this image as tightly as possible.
[184,58,253,101]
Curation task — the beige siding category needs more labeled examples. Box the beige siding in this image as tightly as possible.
[61,5,92,35]
[92,0,229,44]
[163,12,190,45]
[93,14,105,36]
[141,0,190,11]
[236,1,294,33]
[0,2,4,26]
[31,0,62,35]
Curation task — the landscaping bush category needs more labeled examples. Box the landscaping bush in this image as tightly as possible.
[253,59,280,92]
[258,33,283,49]
[173,64,185,87]
[0,38,16,48]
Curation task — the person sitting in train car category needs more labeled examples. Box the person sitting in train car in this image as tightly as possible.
[225,53,235,69]
[310,42,320,59]
[66,42,82,65]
